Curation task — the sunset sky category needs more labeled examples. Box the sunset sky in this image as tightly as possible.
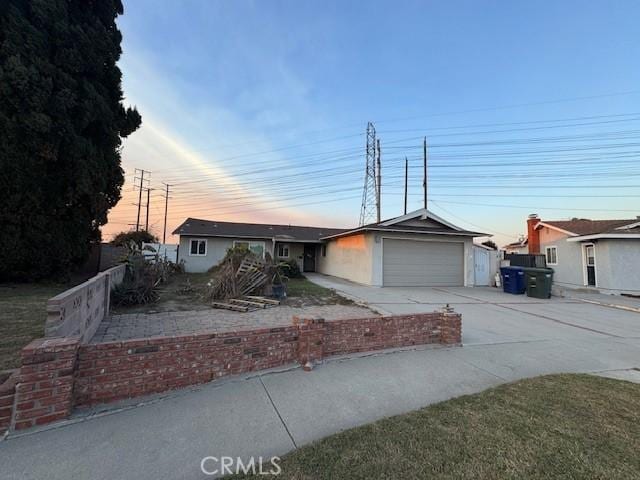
[105,1,640,246]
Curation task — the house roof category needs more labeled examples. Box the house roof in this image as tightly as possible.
[320,209,486,240]
[173,209,486,244]
[538,219,640,236]
[503,238,528,249]
[172,218,346,242]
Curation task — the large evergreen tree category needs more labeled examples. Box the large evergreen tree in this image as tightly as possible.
[0,0,141,280]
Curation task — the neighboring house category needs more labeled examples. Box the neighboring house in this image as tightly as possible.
[527,214,640,294]
[503,236,528,254]
[173,208,486,287]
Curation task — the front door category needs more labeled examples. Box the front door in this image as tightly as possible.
[585,244,596,286]
[303,244,316,272]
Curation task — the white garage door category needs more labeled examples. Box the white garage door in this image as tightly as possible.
[383,239,464,286]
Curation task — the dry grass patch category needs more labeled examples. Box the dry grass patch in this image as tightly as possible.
[0,283,69,369]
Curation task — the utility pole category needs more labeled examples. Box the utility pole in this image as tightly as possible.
[423,137,428,210]
[404,157,408,215]
[359,122,377,226]
[376,138,381,223]
[145,187,152,232]
[162,183,171,244]
[133,169,150,231]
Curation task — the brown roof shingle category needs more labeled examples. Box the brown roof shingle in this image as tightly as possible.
[543,219,639,236]
[173,218,346,242]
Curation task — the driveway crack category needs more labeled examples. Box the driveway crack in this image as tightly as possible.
[259,375,298,449]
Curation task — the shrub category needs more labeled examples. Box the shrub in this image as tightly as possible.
[111,241,178,306]
[112,230,158,247]
[280,259,303,279]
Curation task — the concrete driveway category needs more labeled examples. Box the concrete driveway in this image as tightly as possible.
[306,273,640,344]
[1,275,639,479]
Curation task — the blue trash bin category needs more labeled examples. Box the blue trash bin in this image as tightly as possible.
[500,266,526,294]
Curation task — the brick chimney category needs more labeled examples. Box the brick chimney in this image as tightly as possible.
[527,214,540,254]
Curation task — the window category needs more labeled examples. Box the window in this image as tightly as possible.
[277,244,290,258]
[585,245,595,266]
[545,246,558,265]
[233,240,265,258]
[189,239,207,256]
[321,245,327,257]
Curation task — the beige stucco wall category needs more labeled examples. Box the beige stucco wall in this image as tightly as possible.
[178,236,274,273]
[318,231,475,286]
[316,233,374,285]
[538,226,568,244]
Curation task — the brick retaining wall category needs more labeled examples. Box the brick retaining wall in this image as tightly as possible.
[12,338,79,430]
[0,370,19,435]
[8,310,461,431]
[74,326,300,406]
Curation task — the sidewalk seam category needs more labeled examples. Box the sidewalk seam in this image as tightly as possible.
[259,375,298,449]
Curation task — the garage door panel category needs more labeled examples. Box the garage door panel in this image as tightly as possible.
[383,239,464,286]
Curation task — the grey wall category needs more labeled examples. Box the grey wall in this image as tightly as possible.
[539,237,584,289]
[178,236,274,273]
[274,242,305,272]
[541,234,640,294]
[594,239,640,293]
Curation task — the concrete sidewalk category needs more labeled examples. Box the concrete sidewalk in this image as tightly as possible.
[1,276,640,479]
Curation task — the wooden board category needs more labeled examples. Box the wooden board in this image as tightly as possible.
[244,295,280,305]
[210,302,249,312]
[229,298,267,309]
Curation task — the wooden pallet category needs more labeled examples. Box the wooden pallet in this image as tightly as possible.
[210,301,249,312]
[245,295,280,305]
[229,298,267,309]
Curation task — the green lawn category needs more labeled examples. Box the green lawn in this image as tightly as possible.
[285,277,353,306]
[285,277,332,296]
[236,374,640,479]
[0,283,70,370]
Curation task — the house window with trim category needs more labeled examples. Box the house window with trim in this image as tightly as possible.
[233,240,266,258]
[277,244,290,258]
[189,239,207,256]
[321,245,327,257]
[545,246,558,265]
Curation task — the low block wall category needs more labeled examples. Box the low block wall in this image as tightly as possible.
[45,264,126,343]
[9,310,461,431]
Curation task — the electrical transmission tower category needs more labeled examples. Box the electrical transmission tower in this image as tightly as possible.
[359,122,378,226]
[133,169,151,231]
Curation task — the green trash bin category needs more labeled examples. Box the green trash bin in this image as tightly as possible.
[523,267,554,299]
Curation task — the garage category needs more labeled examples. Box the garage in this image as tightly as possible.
[382,239,464,286]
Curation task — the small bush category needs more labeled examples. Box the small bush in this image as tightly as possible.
[280,259,303,279]
[111,241,179,306]
[111,230,158,247]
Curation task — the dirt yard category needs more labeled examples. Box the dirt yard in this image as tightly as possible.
[97,273,373,343]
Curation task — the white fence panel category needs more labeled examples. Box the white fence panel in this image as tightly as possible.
[142,243,178,263]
